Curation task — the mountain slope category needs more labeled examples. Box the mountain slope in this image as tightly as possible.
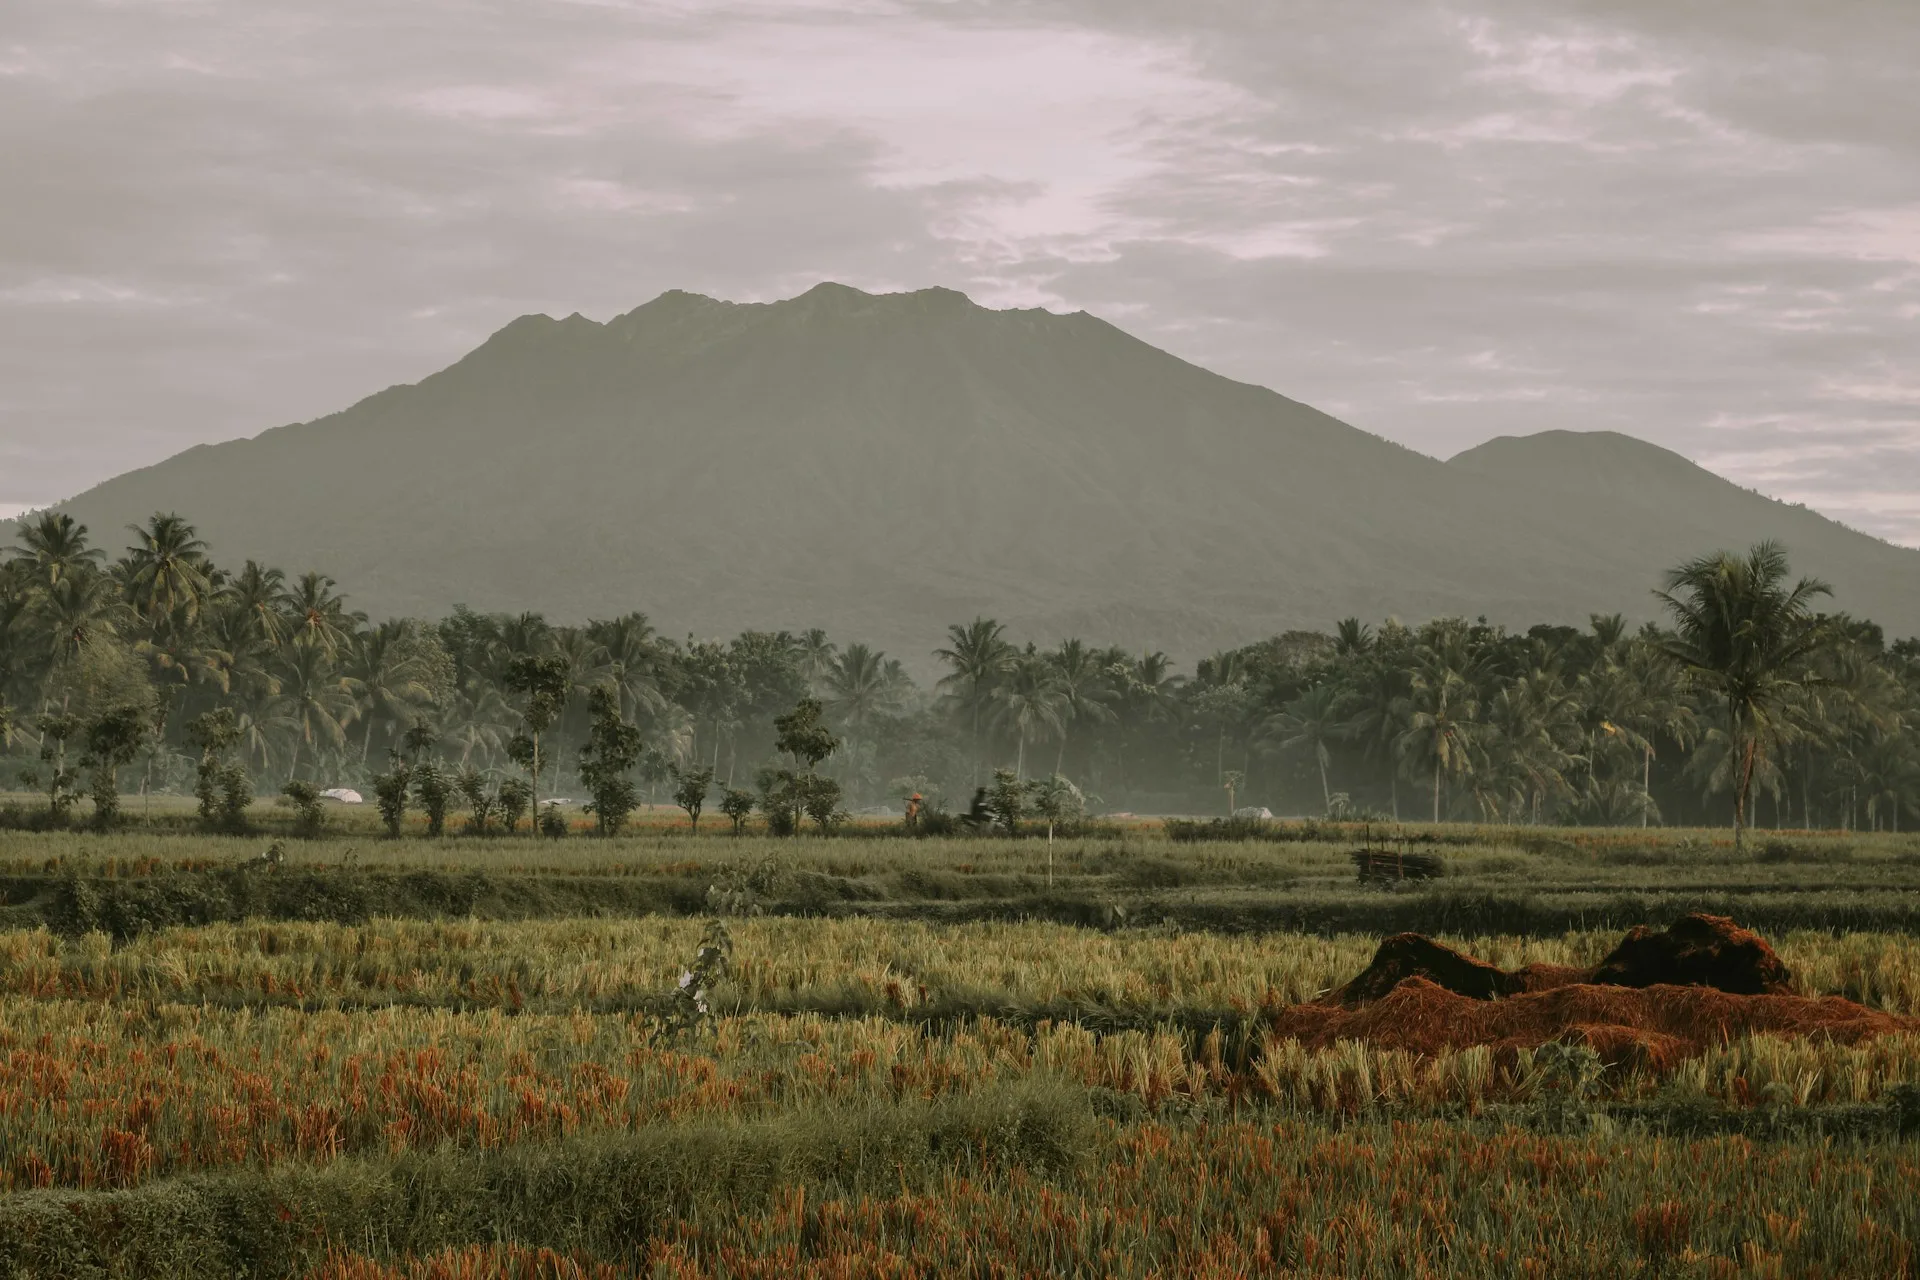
[1446,431,1919,635]
[56,285,1920,657]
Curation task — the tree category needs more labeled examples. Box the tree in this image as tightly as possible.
[799,773,844,834]
[5,512,104,590]
[774,697,840,774]
[412,759,454,837]
[718,786,756,836]
[985,767,1027,836]
[121,513,212,632]
[1396,639,1483,823]
[823,642,903,751]
[186,707,250,833]
[672,764,715,832]
[990,651,1068,779]
[1266,684,1344,815]
[282,779,325,837]
[578,686,644,835]
[503,653,571,832]
[935,617,1012,785]
[1656,542,1835,848]
[1029,773,1085,885]
[284,572,363,658]
[82,704,147,829]
[1047,638,1117,774]
[20,713,81,823]
[456,767,497,836]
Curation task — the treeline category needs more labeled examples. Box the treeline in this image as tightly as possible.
[1,512,1917,836]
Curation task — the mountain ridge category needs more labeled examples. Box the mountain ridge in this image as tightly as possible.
[54,284,1920,658]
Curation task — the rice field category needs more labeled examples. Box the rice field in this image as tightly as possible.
[4,822,1920,1276]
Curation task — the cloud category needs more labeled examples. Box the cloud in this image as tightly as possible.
[1,0,1915,544]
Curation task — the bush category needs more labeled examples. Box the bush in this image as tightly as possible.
[281,780,325,837]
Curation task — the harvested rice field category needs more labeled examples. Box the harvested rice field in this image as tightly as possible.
[4,826,1920,1277]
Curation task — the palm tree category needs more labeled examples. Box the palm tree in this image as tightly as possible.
[1339,658,1411,820]
[1656,541,1834,848]
[797,628,839,691]
[588,613,667,724]
[935,617,1013,785]
[1396,642,1483,822]
[824,642,902,743]
[1483,666,1578,823]
[284,572,364,658]
[31,570,124,686]
[990,651,1069,779]
[272,642,356,781]
[1587,639,1697,825]
[1333,617,1375,658]
[1047,638,1118,774]
[121,513,213,631]
[342,621,436,763]
[1265,683,1344,814]
[5,513,103,589]
[219,560,291,648]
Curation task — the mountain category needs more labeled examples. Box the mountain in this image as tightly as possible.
[55,283,1920,659]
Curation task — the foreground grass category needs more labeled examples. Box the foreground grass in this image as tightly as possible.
[5,1086,1916,1279]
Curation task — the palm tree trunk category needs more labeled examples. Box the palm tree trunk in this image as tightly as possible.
[1318,754,1330,815]
[1015,731,1026,781]
[1642,747,1653,828]
[1433,765,1441,823]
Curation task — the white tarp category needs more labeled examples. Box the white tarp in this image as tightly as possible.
[320,788,364,804]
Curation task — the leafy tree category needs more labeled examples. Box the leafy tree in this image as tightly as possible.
[372,761,412,837]
[718,786,756,835]
[22,713,81,824]
[81,704,147,829]
[774,697,840,773]
[412,759,454,837]
[456,767,496,835]
[985,767,1027,836]
[672,764,715,832]
[281,779,325,837]
[496,776,533,835]
[503,653,571,832]
[578,686,644,835]
[1029,773,1085,885]
[799,773,844,834]
[187,707,251,833]
[1656,541,1834,848]
[754,767,802,837]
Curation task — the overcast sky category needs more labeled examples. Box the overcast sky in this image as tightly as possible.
[4,0,1917,543]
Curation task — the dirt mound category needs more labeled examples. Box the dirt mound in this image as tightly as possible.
[1330,914,1794,1009]
[1589,913,1794,995]
[1271,977,1912,1069]
[1330,933,1587,1006]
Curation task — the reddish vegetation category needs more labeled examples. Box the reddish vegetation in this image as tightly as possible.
[1273,977,1910,1070]
[1290,915,1911,1068]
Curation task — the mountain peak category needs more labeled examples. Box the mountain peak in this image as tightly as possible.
[52,291,1920,651]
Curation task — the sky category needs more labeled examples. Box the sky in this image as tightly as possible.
[3,0,1917,544]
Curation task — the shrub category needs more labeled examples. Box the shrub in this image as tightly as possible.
[281,780,325,837]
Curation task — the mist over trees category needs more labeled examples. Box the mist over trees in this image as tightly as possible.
[2,511,1917,834]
